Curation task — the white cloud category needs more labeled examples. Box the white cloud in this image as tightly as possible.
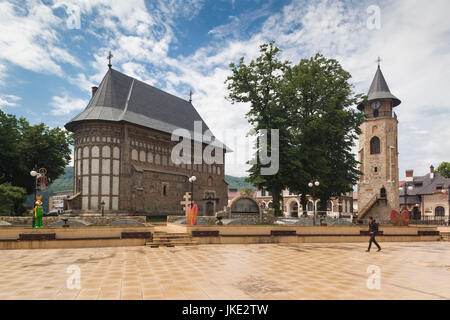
[154,0,450,177]
[0,1,80,77]
[0,94,21,108]
[50,94,88,115]
[2,0,449,178]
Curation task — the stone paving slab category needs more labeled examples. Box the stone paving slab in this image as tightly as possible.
[0,242,449,300]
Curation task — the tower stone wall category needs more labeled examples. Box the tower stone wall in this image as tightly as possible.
[357,67,401,221]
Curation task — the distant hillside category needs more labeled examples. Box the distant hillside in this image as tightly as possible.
[225,175,255,190]
[25,167,254,211]
[26,167,73,212]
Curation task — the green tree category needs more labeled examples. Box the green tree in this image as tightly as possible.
[225,42,296,216]
[0,110,73,214]
[285,54,363,213]
[0,111,20,184]
[0,183,27,216]
[436,162,450,178]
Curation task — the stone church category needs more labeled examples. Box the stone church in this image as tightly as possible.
[357,64,401,222]
[65,66,229,216]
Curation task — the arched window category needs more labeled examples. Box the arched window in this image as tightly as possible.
[435,206,445,217]
[290,202,299,217]
[327,200,333,212]
[207,176,213,187]
[370,137,380,154]
[307,201,314,212]
[206,202,214,216]
[380,187,386,198]
[373,109,379,118]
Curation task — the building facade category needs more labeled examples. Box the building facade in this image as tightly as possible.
[357,65,401,221]
[254,189,354,218]
[65,67,228,216]
[49,191,73,213]
[400,166,450,223]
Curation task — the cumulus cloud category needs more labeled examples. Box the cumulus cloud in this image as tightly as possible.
[50,94,88,115]
[0,1,80,77]
[1,0,449,177]
[156,0,450,177]
[0,94,21,109]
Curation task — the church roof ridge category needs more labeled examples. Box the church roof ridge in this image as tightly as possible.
[65,68,230,151]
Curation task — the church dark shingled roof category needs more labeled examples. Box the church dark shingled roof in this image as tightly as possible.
[65,68,228,149]
[358,66,401,110]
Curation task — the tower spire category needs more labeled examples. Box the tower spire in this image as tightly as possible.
[357,62,401,110]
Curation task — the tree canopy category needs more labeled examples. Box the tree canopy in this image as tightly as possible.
[0,110,73,215]
[226,42,363,216]
[436,162,450,178]
[226,42,295,215]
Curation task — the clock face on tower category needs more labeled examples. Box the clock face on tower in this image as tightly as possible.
[371,101,381,110]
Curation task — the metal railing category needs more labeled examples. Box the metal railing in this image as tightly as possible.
[357,216,449,226]
[409,216,449,226]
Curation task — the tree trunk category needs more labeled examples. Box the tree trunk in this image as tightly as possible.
[271,187,283,217]
[300,193,308,217]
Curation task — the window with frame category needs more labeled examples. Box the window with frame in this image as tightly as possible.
[370,136,381,154]
[435,206,445,217]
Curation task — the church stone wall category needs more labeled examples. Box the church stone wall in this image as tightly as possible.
[72,122,122,214]
[71,122,228,217]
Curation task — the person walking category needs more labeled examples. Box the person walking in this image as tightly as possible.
[366,216,381,252]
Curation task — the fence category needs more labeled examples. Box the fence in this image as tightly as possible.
[409,216,449,226]
[358,216,449,226]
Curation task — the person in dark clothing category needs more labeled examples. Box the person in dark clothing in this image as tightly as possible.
[366,217,381,252]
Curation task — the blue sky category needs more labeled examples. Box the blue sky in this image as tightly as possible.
[0,0,449,177]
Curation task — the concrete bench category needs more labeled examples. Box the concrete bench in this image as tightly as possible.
[19,233,56,241]
[192,231,220,237]
[121,232,152,239]
[418,231,440,236]
[360,231,384,236]
[271,230,297,236]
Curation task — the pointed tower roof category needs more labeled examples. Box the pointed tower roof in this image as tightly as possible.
[357,66,401,110]
[65,68,229,150]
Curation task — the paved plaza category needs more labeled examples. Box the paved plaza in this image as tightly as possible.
[0,242,449,300]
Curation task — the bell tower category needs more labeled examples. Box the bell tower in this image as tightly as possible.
[357,62,401,222]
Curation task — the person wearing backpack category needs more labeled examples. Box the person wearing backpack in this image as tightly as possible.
[366,216,382,252]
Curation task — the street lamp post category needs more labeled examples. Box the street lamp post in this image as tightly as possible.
[30,168,40,227]
[308,180,320,225]
[101,200,106,217]
[189,176,197,206]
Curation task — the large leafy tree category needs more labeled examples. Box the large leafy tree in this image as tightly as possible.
[285,54,363,214]
[0,110,73,214]
[226,44,363,218]
[436,162,450,178]
[0,183,27,216]
[225,42,296,216]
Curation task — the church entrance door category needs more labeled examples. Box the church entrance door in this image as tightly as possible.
[206,201,214,216]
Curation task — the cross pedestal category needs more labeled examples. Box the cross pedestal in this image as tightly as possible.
[180,192,192,216]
